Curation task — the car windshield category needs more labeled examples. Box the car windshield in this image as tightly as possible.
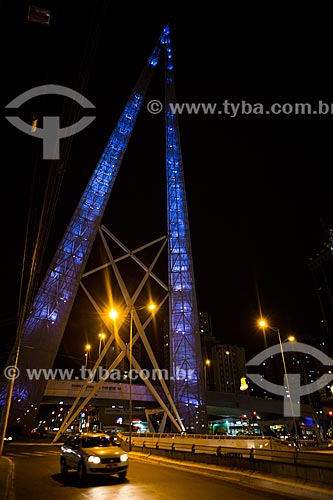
[81,436,112,448]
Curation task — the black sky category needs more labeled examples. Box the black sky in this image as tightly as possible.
[1,2,333,368]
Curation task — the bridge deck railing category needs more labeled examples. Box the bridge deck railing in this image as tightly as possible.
[117,432,333,470]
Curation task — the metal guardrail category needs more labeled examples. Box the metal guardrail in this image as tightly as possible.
[121,432,271,441]
[118,432,333,469]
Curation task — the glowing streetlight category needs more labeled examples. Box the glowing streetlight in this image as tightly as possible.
[204,359,211,389]
[258,319,285,357]
[109,309,119,320]
[84,343,91,370]
[258,319,268,348]
[98,332,106,357]
[257,318,298,441]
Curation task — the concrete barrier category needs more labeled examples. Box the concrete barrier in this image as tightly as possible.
[118,432,333,487]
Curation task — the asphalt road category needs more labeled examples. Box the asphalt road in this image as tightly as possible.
[4,442,300,500]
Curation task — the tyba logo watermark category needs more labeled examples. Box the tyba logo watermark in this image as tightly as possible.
[5,84,96,160]
[246,342,333,417]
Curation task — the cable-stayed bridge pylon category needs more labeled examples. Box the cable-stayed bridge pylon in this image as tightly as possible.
[0,25,207,434]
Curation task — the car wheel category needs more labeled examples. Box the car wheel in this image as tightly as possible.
[60,459,68,476]
[118,471,127,481]
[78,462,87,482]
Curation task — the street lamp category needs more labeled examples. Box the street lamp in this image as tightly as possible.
[128,302,156,450]
[258,319,298,441]
[109,309,119,321]
[258,319,288,378]
[204,359,211,389]
[261,324,268,349]
[84,343,91,370]
[98,332,106,358]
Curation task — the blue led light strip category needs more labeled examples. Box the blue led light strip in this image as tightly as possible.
[2,38,162,418]
[162,26,207,432]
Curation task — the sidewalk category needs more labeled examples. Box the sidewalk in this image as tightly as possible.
[129,450,333,500]
[0,456,14,500]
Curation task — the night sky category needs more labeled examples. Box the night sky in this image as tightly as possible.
[1,2,333,369]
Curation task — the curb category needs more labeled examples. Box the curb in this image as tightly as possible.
[0,456,14,500]
[129,451,333,500]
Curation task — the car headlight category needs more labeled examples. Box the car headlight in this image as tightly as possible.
[120,454,128,462]
[88,455,101,464]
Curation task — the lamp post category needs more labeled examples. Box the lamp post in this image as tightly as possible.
[84,344,91,370]
[128,302,156,451]
[258,319,298,442]
[0,326,23,455]
[262,325,268,349]
[129,307,133,450]
[204,359,211,389]
[95,332,107,381]
[98,332,106,358]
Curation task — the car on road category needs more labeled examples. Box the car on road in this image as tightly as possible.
[30,425,50,438]
[60,432,128,481]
